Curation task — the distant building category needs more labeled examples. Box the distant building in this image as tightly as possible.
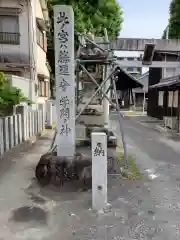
[147,51,180,119]
[133,71,149,108]
[114,51,143,78]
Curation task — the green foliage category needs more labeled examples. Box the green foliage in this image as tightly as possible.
[165,0,180,39]
[47,0,123,89]
[162,28,166,39]
[0,73,32,116]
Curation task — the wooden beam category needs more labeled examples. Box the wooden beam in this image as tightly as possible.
[110,38,180,52]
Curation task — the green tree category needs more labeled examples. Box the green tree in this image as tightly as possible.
[47,0,123,95]
[164,0,180,39]
[162,28,167,39]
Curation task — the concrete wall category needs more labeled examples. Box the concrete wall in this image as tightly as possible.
[111,38,180,52]
[6,75,30,99]
[37,46,49,78]
[0,107,46,156]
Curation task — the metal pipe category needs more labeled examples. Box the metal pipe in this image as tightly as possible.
[76,62,80,107]
[78,59,113,63]
[103,28,111,128]
[177,90,180,133]
[142,92,146,114]
[112,77,128,168]
[79,64,119,111]
[99,84,112,102]
[75,68,118,121]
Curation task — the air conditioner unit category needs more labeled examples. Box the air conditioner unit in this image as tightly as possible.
[164,116,177,129]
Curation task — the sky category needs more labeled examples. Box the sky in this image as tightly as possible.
[118,0,171,38]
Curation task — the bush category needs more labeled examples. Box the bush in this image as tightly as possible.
[0,72,32,116]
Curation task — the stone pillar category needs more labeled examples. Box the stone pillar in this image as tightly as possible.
[54,5,75,157]
[46,100,53,128]
[21,105,28,141]
[91,132,107,211]
[0,119,4,156]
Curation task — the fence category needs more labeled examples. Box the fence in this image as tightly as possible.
[0,107,45,156]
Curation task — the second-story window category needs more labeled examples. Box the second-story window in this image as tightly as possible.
[0,15,20,45]
[37,24,47,52]
[127,57,134,61]
[127,67,134,72]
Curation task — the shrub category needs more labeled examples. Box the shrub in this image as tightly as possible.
[0,72,32,116]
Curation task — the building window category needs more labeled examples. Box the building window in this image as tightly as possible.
[117,57,124,60]
[127,57,134,61]
[38,77,49,97]
[168,91,173,107]
[36,25,47,51]
[0,15,20,44]
[127,67,134,72]
[174,91,178,107]
[158,91,164,106]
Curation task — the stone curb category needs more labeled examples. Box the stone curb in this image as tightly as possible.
[120,167,133,179]
[155,124,168,133]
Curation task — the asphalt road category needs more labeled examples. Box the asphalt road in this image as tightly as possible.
[112,114,180,239]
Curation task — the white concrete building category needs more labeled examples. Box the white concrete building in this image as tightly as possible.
[0,0,50,104]
[114,51,145,78]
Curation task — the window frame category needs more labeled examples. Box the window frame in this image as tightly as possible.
[36,23,47,52]
[0,15,20,44]
[38,77,49,97]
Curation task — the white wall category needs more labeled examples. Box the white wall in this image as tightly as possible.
[37,46,50,78]
[35,0,44,19]
[35,0,49,78]
[6,75,30,99]
[114,51,144,58]
[162,68,177,78]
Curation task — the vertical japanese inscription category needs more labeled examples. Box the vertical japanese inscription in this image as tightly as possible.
[56,9,71,136]
[93,142,105,157]
[54,5,75,156]
[57,11,70,76]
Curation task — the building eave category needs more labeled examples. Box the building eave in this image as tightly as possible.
[149,74,180,90]
[114,65,143,90]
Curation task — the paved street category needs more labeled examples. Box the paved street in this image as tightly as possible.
[0,117,180,239]
[113,114,180,239]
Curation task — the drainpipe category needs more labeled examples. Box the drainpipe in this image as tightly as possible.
[164,26,169,78]
[177,90,180,133]
[27,0,37,106]
[103,29,110,128]
[27,0,33,102]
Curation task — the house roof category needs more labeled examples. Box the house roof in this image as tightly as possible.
[156,51,179,56]
[138,71,149,80]
[149,74,180,90]
[115,66,143,90]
